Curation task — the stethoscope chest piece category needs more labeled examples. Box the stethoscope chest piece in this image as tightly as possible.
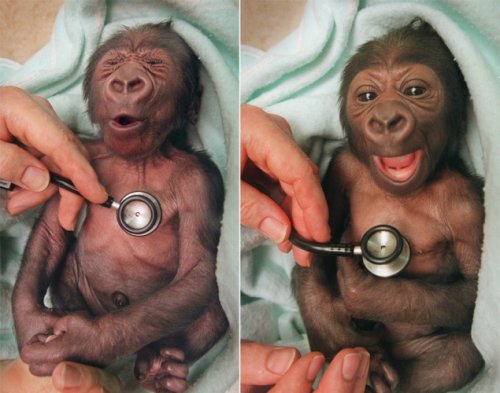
[360,225,410,277]
[289,224,411,278]
[117,191,162,236]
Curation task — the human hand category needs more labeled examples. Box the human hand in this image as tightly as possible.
[241,104,330,266]
[0,358,122,393]
[0,86,107,230]
[241,341,370,392]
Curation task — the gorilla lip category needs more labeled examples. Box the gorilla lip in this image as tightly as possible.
[111,114,143,129]
[373,151,422,182]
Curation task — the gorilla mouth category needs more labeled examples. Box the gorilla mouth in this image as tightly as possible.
[112,115,142,128]
[373,151,422,182]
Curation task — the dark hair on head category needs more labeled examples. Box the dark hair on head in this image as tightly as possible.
[339,18,468,156]
[83,21,201,150]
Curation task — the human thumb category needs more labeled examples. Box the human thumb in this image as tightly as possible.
[0,141,49,191]
[241,180,291,244]
[52,362,122,393]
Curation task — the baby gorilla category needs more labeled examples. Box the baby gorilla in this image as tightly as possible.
[12,22,228,393]
[293,20,484,393]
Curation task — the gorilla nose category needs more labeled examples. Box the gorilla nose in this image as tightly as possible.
[366,101,414,144]
[107,65,152,101]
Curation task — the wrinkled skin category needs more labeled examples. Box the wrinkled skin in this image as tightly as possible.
[293,21,483,393]
[12,23,228,393]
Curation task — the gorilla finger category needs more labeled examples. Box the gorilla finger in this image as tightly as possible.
[371,373,391,393]
[160,347,185,362]
[156,376,188,393]
[158,361,188,379]
[135,350,163,381]
[382,361,399,390]
[28,360,58,377]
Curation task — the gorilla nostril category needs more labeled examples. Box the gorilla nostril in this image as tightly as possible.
[111,80,124,93]
[368,118,384,134]
[127,78,144,92]
[388,115,406,131]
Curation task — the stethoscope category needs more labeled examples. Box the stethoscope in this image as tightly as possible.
[290,225,411,277]
[0,173,162,237]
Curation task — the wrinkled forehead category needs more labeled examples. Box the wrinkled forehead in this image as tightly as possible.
[349,62,441,86]
[106,30,170,52]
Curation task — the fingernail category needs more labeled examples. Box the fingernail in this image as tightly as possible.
[61,363,82,388]
[266,347,297,375]
[307,355,325,382]
[342,351,370,381]
[21,166,49,191]
[259,217,287,243]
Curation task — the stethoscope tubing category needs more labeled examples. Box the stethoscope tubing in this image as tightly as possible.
[290,224,411,277]
[0,173,118,209]
[289,232,362,256]
[1,172,161,237]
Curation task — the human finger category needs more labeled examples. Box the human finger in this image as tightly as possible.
[6,183,85,232]
[0,358,53,393]
[57,189,86,231]
[269,352,325,393]
[315,348,370,393]
[0,140,50,191]
[241,180,291,244]
[51,361,123,393]
[0,87,107,204]
[240,105,293,172]
[6,186,57,215]
[241,105,330,243]
[279,171,330,243]
[240,341,300,386]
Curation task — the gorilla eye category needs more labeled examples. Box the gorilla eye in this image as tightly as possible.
[358,92,378,102]
[145,58,163,66]
[105,58,122,67]
[404,86,426,96]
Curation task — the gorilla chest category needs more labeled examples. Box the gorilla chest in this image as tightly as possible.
[345,187,456,280]
[69,202,180,301]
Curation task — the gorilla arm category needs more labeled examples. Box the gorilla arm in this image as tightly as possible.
[12,194,71,350]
